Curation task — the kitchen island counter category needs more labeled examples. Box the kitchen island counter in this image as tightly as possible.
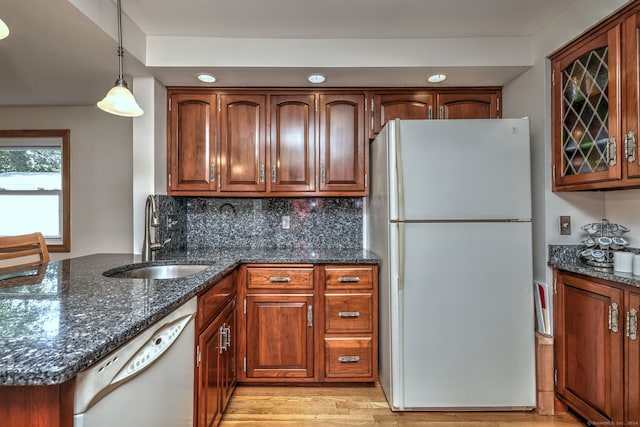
[0,249,379,386]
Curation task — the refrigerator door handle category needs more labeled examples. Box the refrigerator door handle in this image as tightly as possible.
[398,222,405,291]
[394,119,405,221]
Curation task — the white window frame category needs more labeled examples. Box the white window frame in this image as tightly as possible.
[0,130,70,252]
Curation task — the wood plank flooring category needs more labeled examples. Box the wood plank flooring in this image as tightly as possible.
[220,385,585,426]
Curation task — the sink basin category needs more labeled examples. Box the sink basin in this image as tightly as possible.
[104,263,211,280]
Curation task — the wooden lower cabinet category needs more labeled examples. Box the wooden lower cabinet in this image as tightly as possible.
[238,264,378,384]
[196,273,237,427]
[245,294,315,379]
[0,380,74,427]
[627,290,640,423]
[554,271,632,424]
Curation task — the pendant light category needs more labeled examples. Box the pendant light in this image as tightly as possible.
[97,0,143,117]
[0,18,9,40]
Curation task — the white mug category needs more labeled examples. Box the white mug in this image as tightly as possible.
[614,251,634,273]
[633,255,640,276]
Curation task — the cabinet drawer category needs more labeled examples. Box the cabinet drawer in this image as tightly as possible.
[325,294,373,333]
[247,267,314,290]
[324,338,374,379]
[325,266,373,290]
[198,273,235,330]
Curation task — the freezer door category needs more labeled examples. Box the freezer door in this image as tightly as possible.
[400,221,535,409]
[392,119,532,221]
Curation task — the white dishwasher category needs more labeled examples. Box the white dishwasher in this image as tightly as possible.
[73,298,196,427]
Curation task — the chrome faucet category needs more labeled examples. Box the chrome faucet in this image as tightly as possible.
[141,195,171,262]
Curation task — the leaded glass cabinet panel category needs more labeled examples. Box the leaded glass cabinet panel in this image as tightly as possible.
[552,27,622,190]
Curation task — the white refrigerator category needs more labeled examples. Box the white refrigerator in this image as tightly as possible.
[367,118,535,410]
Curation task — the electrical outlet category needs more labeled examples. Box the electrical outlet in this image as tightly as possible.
[281,215,290,230]
[560,216,571,235]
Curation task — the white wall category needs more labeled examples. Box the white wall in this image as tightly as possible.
[502,0,629,286]
[606,189,640,245]
[0,106,134,260]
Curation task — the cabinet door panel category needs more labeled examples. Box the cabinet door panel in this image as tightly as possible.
[270,95,316,192]
[436,92,499,119]
[220,299,237,411]
[168,93,217,192]
[624,13,640,180]
[319,94,366,193]
[627,291,640,424]
[373,93,434,134]
[219,95,266,192]
[555,273,624,424]
[245,294,314,379]
[197,317,222,427]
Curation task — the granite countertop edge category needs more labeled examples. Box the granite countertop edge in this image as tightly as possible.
[0,248,380,386]
[548,244,640,288]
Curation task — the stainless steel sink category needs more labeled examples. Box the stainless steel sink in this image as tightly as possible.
[104,263,211,280]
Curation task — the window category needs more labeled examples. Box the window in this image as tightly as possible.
[0,130,70,252]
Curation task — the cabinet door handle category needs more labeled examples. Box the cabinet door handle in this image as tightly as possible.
[219,325,226,354]
[210,163,216,182]
[627,308,638,341]
[338,311,361,318]
[224,325,232,349]
[428,105,433,120]
[320,163,326,183]
[269,276,291,282]
[338,277,360,283]
[626,131,636,163]
[338,356,360,363]
[608,137,617,167]
[609,303,619,333]
[271,164,276,183]
[259,164,265,183]
[439,105,445,120]
[307,305,313,327]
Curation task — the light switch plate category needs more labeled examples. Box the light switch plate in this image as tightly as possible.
[281,215,290,230]
[560,216,571,235]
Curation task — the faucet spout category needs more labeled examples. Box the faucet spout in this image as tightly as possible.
[142,195,160,262]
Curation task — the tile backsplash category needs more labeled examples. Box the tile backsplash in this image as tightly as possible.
[155,196,363,251]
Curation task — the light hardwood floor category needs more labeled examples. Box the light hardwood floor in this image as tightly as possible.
[220,385,585,426]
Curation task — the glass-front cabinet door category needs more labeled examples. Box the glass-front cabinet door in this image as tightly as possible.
[552,26,622,190]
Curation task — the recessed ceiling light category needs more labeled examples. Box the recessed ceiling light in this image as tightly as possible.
[307,74,326,84]
[197,73,217,83]
[428,74,447,83]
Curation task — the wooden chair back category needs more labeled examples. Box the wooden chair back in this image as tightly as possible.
[0,232,50,272]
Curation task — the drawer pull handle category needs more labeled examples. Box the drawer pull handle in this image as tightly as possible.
[269,277,291,282]
[338,356,360,363]
[338,311,361,318]
[338,277,360,283]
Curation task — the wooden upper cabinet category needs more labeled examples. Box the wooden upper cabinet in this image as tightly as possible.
[372,92,434,135]
[549,2,640,191]
[551,26,622,190]
[623,12,640,181]
[168,92,217,192]
[435,91,500,119]
[219,94,267,192]
[318,94,367,194]
[270,95,316,192]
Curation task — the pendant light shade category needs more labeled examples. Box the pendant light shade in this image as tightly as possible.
[0,18,9,40]
[97,0,143,117]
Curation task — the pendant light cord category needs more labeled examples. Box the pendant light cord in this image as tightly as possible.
[116,0,125,85]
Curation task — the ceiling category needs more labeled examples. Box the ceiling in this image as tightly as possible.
[0,0,580,107]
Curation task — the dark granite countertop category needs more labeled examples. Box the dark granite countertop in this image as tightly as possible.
[0,248,379,386]
[548,244,640,288]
